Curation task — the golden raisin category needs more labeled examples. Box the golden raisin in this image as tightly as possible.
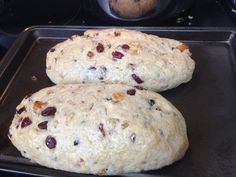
[122,122,129,129]
[112,92,125,102]
[176,43,189,52]
[33,101,45,109]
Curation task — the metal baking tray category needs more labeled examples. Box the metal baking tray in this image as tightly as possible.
[0,26,236,177]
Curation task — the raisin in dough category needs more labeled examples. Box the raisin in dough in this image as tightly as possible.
[46,29,195,92]
[9,83,188,175]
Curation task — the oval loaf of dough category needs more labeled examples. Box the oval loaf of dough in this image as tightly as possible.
[46,29,195,92]
[9,83,188,175]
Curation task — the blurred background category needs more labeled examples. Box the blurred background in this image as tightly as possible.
[0,0,236,176]
[0,0,236,61]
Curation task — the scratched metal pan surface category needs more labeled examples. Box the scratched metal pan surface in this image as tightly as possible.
[0,26,235,177]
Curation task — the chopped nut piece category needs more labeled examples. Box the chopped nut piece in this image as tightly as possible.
[131,49,138,55]
[98,169,107,176]
[31,75,38,81]
[87,51,94,57]
[114,31,121,36]
[122,122,129,129]
[176,43,189,52]
[128,41,142,49]
[109,118,120,125]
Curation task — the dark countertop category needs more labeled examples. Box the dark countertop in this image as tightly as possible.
[0,0,235,176]
[0,0,235,33]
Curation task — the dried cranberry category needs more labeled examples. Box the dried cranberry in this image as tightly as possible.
[98,123,106,137]
[131,74,143,84]
[127,89,136,96]
[17,107,26,114]
[112,51,124,59]
[41,107,57,116]
[148,99,155,106]
[96,43,104,53]
[24,93,32,99]
[45,136,56,149]
[38,121,48,129]
[134,86,144,90]
[50,48,55,52]
[130,133,136,143]
[21,117,32,128]
[122,44,130,50]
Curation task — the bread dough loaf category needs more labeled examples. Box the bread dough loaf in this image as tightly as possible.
[46,29,195,92]
[9,83,188,175]
[109,0,157,18]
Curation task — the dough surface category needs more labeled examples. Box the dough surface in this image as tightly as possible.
[9,83,188,175]
[46,29,195,92]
